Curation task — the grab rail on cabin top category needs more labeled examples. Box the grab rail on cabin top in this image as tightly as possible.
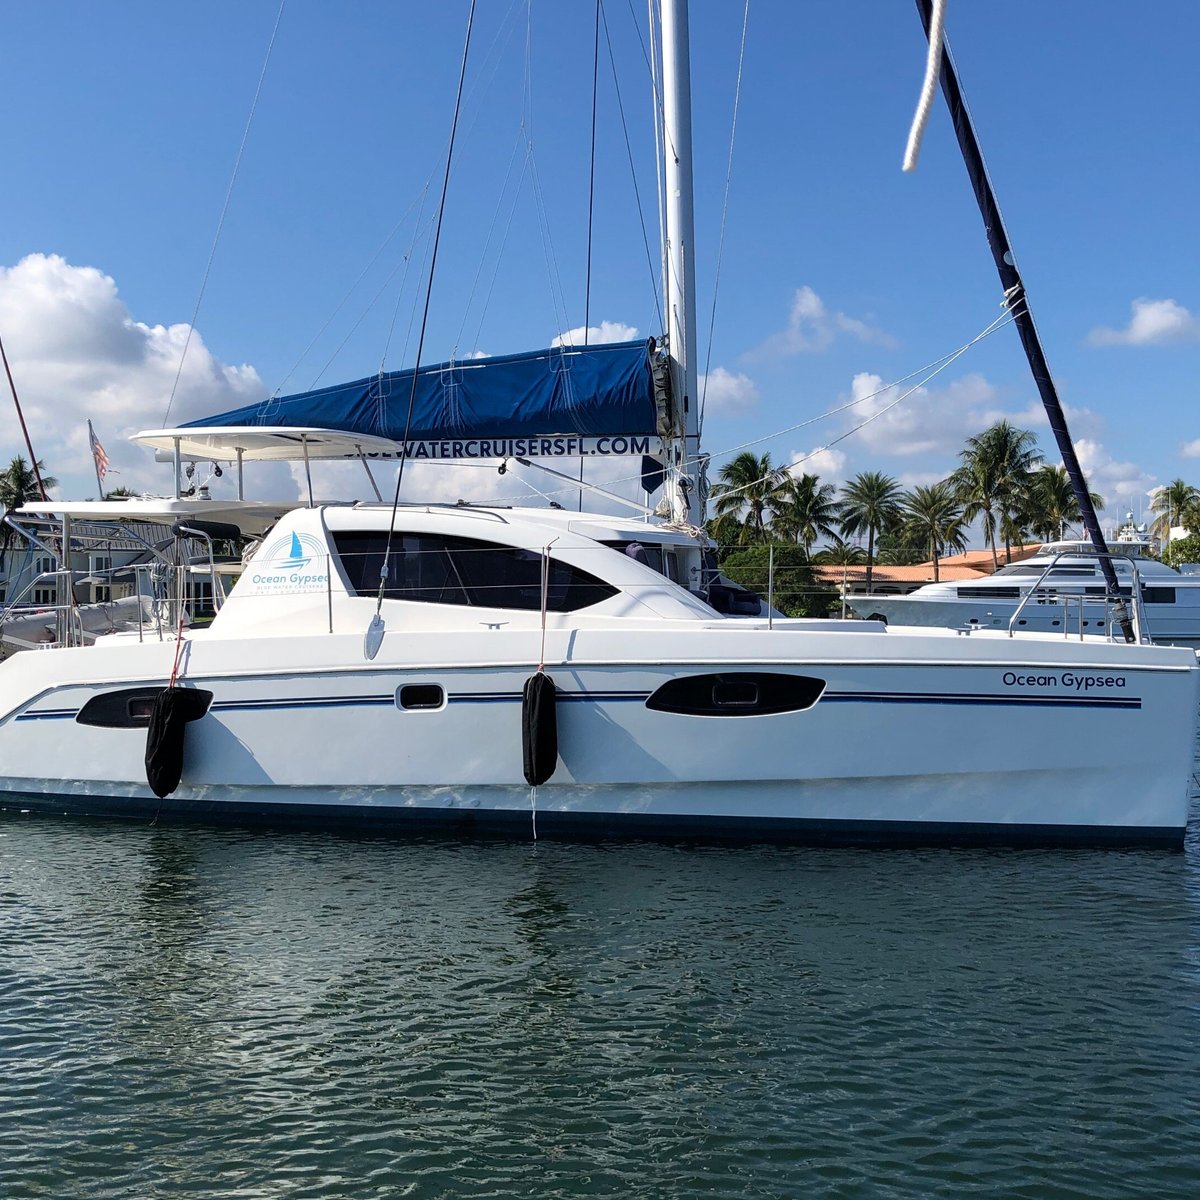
[1006,551,1152,642]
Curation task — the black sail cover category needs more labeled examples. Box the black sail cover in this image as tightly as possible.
[145,687,213,799]
[913,0,1134,641]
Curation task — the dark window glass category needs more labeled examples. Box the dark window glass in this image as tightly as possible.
[332,533,617,612]
[646,672,825,717]
[1142,586,1176,605]
[397,684,444,710]
[956,586,1022,599]
[76,687,213,728]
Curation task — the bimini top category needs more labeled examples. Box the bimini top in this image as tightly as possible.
[130,427,406,463]
[173,340,657,454]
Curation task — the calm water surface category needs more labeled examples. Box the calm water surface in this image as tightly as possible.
[2,812,1199,1199]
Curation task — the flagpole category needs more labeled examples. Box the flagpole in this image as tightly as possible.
[0,333,47,501]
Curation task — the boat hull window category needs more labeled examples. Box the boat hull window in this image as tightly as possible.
[397,684,445,711]
[332,533,617,612]
[645,672,825,717]
[76,687,214,729]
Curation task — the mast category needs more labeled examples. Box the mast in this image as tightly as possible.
[912,0,1134,642]
[659,0,703,526]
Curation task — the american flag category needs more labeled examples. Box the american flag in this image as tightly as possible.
[88,420,109,481]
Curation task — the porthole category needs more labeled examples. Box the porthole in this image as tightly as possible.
[397,684,445,711]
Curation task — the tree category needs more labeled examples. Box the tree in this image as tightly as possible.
[812,538,867,566]
[951,421,1041,569]
[770,472,840,555]
[1022,464,1105,542]
[838,471,902,593]
[900,483,967,582]
[0,456,58,568]
[1149,479,1200,541]
[708,452,783,544]
[1162,533,1200,570]
[719,544,838,617]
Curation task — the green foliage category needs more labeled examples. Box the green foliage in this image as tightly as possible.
[708,452,782,544]
[838,471,902,591]
[1162,533,1200,569]
[720,544,838,617]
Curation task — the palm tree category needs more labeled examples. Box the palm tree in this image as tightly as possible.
[709,452,783,544]
[951,421,1041,569]
[812,538,866,565]
[838,471,902,593]
[0,456,58,568]
[771,471,840,555]
[900,483,967,582]
[1023,464,1105,542]
[1149,479,1199,541]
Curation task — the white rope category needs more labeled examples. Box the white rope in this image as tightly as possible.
[902,0,948,172]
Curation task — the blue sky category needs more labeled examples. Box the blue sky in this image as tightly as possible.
[0,1,1196,533]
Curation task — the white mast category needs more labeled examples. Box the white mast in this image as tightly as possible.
[659,0,703,526]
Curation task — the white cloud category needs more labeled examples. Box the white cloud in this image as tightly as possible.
[700,367,758,415]
[786,446,846,484]
[747,286,897,359]
[1087,298,1200,346]
[1180,438,1200,459]
[1074,438,1156,517]
[841,370,1004,458]
[551,320,639,348]
[0,253,266,497]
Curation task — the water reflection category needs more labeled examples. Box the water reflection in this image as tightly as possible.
[0,814,1198,1198]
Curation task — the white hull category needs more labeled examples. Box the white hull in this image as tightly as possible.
[2,621,1195,846]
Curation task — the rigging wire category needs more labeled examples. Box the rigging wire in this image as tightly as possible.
[583,0,602,344]
[374,0,477,619]
[0,334,47,500]
[600,3,664,333]
[162,0,286,428]
[698,0,750,438]
[271,186,430,396]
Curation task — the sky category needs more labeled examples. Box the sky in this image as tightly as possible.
[0,0,1196,538]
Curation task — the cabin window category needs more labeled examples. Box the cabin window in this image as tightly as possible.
[332,532,617,612]
[1142,587,1176,605]
[76,687,213,729]
[956,586,1021,599]
[646,672,826,717]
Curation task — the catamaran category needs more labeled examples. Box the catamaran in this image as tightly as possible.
[0,0,1195,846]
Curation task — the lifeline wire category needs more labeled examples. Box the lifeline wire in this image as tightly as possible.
[375,0,477,617]
[163,0,286,427]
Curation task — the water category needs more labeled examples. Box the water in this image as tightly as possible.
[2,815,1200,1199]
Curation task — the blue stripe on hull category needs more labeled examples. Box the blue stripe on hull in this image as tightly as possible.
[0,794,1182,849]
[11,687,1141,723]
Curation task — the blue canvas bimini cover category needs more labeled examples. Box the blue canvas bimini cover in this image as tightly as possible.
[183,341,656,456]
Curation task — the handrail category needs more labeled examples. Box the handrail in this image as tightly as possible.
[1006,550,1150,642]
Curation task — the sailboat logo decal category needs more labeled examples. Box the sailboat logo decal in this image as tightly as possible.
[249,530,330,594]
[277,532,311,571]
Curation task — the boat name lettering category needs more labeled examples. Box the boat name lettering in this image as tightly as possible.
[1001,671,1127,690]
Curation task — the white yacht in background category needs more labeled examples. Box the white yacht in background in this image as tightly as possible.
[848,524,1200,646]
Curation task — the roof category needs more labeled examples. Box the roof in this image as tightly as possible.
[813,563,987,587]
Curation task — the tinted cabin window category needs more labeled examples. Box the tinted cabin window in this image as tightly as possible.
[332,533,617,612]
[646,672,825,716]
